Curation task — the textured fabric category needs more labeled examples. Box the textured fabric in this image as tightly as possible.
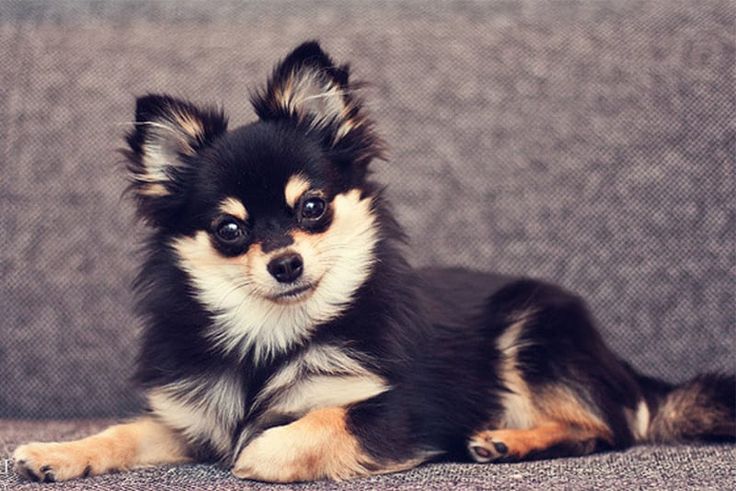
[1,420,735,490]
[1,0,734,418]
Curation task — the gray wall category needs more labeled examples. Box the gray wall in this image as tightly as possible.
[1,0,734,418]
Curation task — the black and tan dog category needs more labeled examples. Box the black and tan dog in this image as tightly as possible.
[14,42,734,483]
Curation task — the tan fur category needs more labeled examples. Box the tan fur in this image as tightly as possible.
[171,109,205,145]
[496,315,538,429]
[469,421,599,461]
[269,67,360,146]
[137,182,169,197]
[13,417,190,482]
[648,382,735,442]
[497,312,610,434]
[536,386,613,441]
[232,407,372,482]
[470,313,613,462]
[218,197,248,221]
[469,378,613,462]
[232,407,425,482]
[273,75,295,112]
[285,174,312,208]
[134,117,200,196]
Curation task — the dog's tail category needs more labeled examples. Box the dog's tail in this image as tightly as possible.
[632,371,735,443]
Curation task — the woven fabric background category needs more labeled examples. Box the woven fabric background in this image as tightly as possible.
[1,0,734,418]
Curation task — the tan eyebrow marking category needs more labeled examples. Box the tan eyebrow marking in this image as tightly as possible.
[284,174,312,208]
[218,197,248,221]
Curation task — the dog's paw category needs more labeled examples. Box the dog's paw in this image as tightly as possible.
[231,422,364,482]
[467,431,515,463]
[14,442,93,482]
[231,425,299,482]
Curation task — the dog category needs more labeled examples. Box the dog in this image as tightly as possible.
[14,41,735,483]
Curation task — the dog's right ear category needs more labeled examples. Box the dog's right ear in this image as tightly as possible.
[124,94,227,226]
[251,41,382,171]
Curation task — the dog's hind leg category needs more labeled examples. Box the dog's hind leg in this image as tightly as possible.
[467,381,614,462]
[466,279,634,463]
[468,421,601,462]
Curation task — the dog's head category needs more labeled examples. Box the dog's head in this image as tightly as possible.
[124,42,384,360]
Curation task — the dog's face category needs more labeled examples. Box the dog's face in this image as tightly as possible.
[125,42,384,361]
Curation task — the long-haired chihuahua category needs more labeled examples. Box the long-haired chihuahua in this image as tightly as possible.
[14,41,734,483]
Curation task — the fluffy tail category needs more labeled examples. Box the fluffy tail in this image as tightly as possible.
[636,372,735,443]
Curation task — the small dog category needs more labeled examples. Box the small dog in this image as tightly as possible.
[14,41,734,483]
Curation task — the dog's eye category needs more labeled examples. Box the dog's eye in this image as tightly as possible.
[214,217,247,244]
[300,196,327,221]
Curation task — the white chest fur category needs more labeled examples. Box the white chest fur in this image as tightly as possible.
[148,373,246,456]
[148,344,388,459]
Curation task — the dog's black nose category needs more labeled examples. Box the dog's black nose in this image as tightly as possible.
[267,253,304,283]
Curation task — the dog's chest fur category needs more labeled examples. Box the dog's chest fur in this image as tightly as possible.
[147,343,388,460]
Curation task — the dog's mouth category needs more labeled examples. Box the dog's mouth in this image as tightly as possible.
[267,281,318,304]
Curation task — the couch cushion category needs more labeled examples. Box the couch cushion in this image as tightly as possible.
[1,0,733,417]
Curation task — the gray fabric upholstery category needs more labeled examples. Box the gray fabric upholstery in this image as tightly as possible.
[1,420,735,490]
[1,0,733,420]
[1,1,734,489]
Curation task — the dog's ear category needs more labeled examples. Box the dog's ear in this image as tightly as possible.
[251,41,382,169]
[124,94,227,226]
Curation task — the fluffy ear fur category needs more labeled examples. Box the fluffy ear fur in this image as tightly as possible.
[251,41,383,168]
[124,94,227,225]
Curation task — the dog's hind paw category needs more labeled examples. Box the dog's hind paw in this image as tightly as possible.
[468,432,513,463]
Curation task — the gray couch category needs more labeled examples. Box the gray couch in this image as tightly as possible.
[1,0,734,489]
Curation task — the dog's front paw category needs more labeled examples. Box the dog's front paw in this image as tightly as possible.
[14,442,93,482]
[231,425,300,482]
[232,407,382,482]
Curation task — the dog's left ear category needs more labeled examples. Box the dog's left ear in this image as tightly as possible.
[251,41,382,168]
